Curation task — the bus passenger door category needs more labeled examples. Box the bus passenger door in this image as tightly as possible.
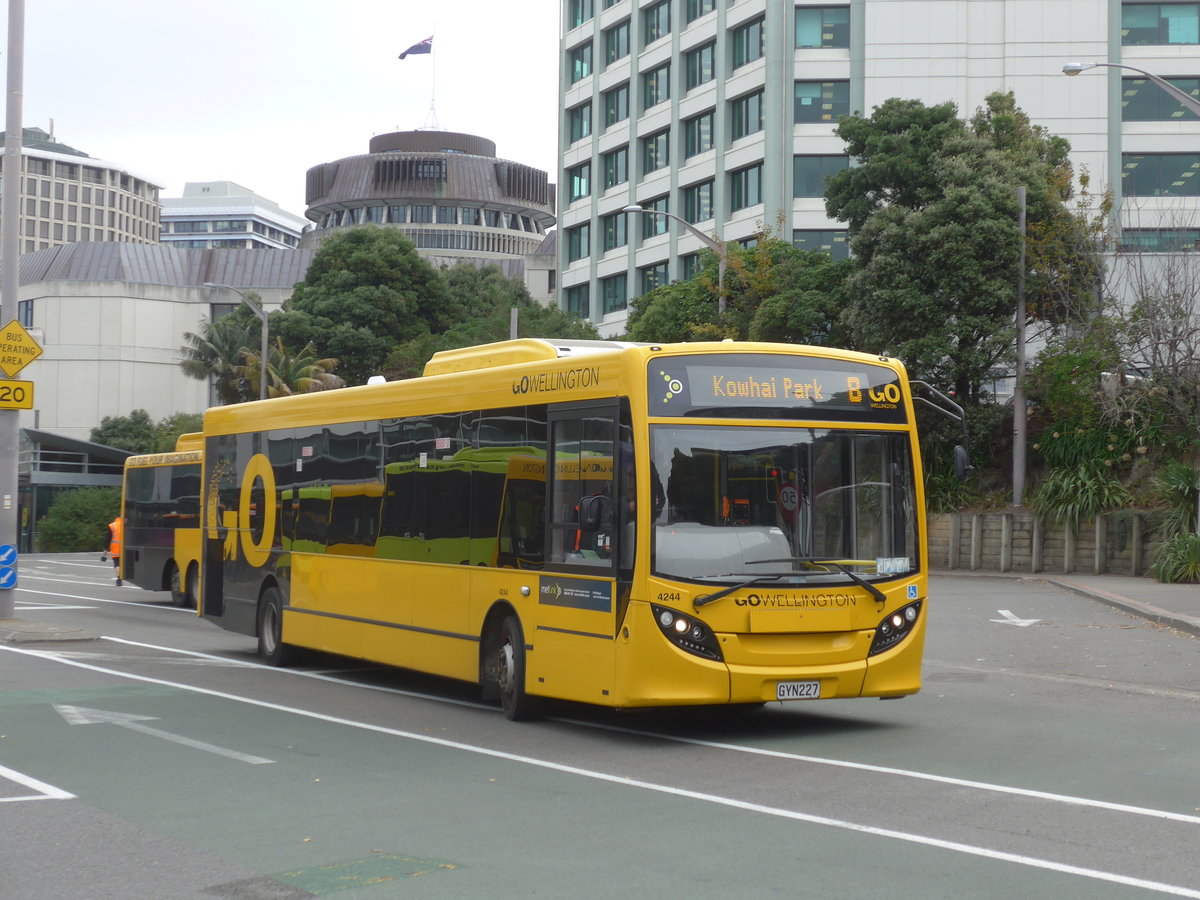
[532,402,621,705]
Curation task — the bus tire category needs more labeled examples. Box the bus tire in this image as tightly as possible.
[168,562,188,608]
[185,564,199,610]
[497,615,537,721]
[257,586,300,667]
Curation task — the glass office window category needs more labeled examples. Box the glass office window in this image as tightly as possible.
[731,90,764,140]
[795,6,850,48]
[569,0,594,28]
[567,222,591,261]
[604,83,630,127]
[570,42,593,83]
[568,162,592,201]
[683,179,715,222]
[732,18,764,68]
[569,102,592,143]
[644,0,671,45]
[601,273,628,312]
[686,0,716,23]
[640,262,670,294]
[565,284,590,316]
[1122,153,1200,195]
[605,20,630,65]
[730,163,763,211]
[794,154,849,197]
[1122,76,1200,120]
[795,80,850,123]
[1122,3,1200,45]
[602,211,628,250]
[643,63,671,109]
[640,195,670,237]
[603,146,629,187]
[685,109,715,158]
[685,41,716,91]
[1119,228,1200,251]
[793,229,850,260]
[642,129,670,174]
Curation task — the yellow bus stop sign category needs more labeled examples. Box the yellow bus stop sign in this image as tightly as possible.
[0,319,43,377]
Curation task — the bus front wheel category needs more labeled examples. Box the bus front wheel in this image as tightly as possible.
[257,587,300,667]
[497,615,537,721]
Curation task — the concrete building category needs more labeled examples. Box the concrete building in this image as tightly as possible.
[557,0,1200,335]
[302,130,556,281]
[14,243,314,440]
[161,181,308,250]
[0,127,161,253]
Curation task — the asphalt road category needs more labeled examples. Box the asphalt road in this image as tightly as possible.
[2,554,1198,899]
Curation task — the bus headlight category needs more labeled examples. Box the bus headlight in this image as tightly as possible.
[652,604,723,661]
[869,601,922,656]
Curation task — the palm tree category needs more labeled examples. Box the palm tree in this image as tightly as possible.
[180,316,256,405]
[240,338,344,398]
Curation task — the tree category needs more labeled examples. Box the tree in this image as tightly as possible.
[624,234,852,344]
[91,409,156,452]
[150,412,205,452]
[274,226,453,385]
[255,337,345,396]
[36,487,120,552]
[824,92,1101,403]
[180,313,256,405]
[383,264,599,379]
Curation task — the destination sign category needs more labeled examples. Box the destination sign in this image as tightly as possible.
[649,353,908,423]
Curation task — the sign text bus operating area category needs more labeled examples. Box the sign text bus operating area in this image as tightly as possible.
[0,319,43,377]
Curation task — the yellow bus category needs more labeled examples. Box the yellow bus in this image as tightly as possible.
[121,433,203,608]
[199,339,935,719]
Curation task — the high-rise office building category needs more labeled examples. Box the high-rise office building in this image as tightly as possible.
[558,1,1199,335]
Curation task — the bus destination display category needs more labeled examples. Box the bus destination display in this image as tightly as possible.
[650,353,907,422]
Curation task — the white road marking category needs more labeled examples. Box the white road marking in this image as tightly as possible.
[0,762,75,802]
[53,704,274,765]
[991,609,1042,626]
[2,641,1198,898]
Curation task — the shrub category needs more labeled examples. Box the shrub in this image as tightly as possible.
[1026,464,1131,531]
[36,488,120,552]
[1151,532,1200,584]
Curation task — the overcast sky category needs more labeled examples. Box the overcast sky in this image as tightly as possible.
[7,0,561,218]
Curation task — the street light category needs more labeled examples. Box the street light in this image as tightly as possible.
[1062,61,1200,117]
[622,204,729,314]
[203,282,269,401]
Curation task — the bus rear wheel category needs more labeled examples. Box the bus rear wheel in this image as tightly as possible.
[497,615,537,721]
[168,562,188,608]
[257,587,300,667]
[185,564,199,610]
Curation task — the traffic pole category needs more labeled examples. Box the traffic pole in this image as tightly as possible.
[0,0,26,619]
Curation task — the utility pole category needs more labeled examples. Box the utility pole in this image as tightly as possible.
[0,0,26,619]
[1013,186,1027,508]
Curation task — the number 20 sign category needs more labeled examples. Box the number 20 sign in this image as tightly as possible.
[0,379,34,410]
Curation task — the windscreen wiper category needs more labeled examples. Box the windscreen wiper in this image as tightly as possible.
[747,557,887,604]
[693,574,786,609]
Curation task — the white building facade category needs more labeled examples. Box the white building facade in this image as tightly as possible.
[558,0,1200,335]
[161,181,307,250]
[15,244,314,440]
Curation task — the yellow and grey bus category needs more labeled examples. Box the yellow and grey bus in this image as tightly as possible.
[121,433,203,608]
[199,339,934,719]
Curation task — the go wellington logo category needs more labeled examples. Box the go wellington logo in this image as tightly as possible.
[658,370,684,404]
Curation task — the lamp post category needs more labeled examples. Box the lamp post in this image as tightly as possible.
[203,282,269,401]
[622,204,729,314]
[1062,61,1200,117]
